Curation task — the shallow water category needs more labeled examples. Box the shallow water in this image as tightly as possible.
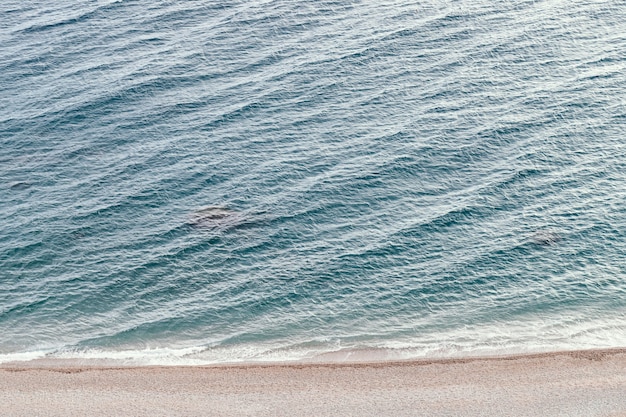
[1,0,626,365]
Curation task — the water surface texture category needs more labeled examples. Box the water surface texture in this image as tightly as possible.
[2,0,626,364]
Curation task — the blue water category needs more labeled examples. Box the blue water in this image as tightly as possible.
[2,0,626,365]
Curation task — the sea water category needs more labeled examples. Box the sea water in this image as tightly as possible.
[2,0,626,365]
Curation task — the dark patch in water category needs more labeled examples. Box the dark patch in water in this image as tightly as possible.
[189,206,243,230]
[530,231,561,246]
[10,182,32,191]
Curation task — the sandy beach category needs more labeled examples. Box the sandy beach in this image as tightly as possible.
[2,349,626,416]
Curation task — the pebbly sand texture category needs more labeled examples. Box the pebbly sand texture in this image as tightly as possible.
[2,349,626,417]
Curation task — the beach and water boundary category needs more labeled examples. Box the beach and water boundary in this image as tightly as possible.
[3,0,626,414]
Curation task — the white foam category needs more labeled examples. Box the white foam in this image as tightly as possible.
[3,311,626,366]
[0,350,51,364]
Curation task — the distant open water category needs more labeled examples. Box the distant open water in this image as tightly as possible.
[2,0,626,365]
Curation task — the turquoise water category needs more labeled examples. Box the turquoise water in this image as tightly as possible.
[2,0,626,365]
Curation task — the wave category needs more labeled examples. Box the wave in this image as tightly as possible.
[4,311,626,366]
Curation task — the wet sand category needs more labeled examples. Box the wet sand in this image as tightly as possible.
[2,349,626,416]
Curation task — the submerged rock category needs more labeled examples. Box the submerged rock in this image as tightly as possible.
[530,230,561,246]
[189,206,243,230]
[10,182,32,191]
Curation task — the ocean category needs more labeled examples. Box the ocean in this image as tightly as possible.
[2,0,626,365]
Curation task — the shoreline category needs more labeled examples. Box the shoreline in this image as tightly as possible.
[3,346,626,370]
[3,347,626,416]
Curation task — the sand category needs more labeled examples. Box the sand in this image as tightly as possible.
[2,349,626,416]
